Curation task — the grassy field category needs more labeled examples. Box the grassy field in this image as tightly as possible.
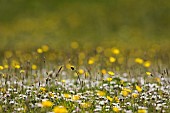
[0,44,169,113]
[0,0,170,113]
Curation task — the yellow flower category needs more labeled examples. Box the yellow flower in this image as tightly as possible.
[107,77,113,82]
[146,72,152,76]
[72,95,80,101]
[15,65,20,69]
[66,63,71,69]
[41,45,49,52]
[101,69,107,74]
[113,96,119,103]
[37,48,43,54]
[143,61,151,67]
[40,87,46,92]
[155,77,160,83]
[132,93,139,98]
[42,100,53,107]
[108,71,114,76]
[113,106,120,112]
[53,106,68,113]
[0,66,4,70]
[1,88,6,93]
[71,41,79,49]
[107,96,113,102]
[4,65,9,69]
[49,92,54,97]
[88,59,94,65]
[11,60,20,68]
[80,102,91,108]
[63,94,71,99]
[109,57,116,63]
[32,64,37,70]
[97,91,106,96]
[135,58,144,64]
[122,88,132,93]
[138,109,147,113]
[61,80,66,83]
[121,90,129,97]
[112,48,120,55]
[136,85,142,92]
[78,69,84,74]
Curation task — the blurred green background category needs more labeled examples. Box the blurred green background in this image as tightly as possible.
[0,0,170,51]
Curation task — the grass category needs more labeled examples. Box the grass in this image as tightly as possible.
[0,44,169,113]
[0,1,170,112]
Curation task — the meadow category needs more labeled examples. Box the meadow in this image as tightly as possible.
[0,0,170,113]
[0,43,169,113]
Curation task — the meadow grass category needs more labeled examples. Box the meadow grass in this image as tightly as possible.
[0,44,169,113]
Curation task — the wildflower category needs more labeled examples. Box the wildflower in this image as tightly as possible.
[122,88,132,93]
[88,59,94,65]
[66,63,71,69]
[11,60,20,68]
[132,93,139,98]
[112,106,120,112]
[155,77,160,83]
[120,80,124,84]
[121,90,129,97]
[0,66,4,70]
[136,85,142,92]
[71,41,79,49]
[15,65,20,69]
[72,95,80,101]
[63,94,71,99]
[41,45,49,52]
[101,69,107,74]
[37,48,43,54]
[49,92,54,97]
[108,71,114,76]
[40,87,46,92]
[53,106,68,113]
[42,100,53,107]
[113,96,119,103]
[80,102,91,108]
[4,65,9,69]
[109,57,116,63]
[107,77,113,82]
[107,96,113,102]
[146,72,152,76]
[97,91,106,96]
[135,58,144,64]
[32,64,37,70]
[143,61,151,67]
[61,80,66,83]
[138,109,147,113]
[112,48,120,55]
[78,69,84,74]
